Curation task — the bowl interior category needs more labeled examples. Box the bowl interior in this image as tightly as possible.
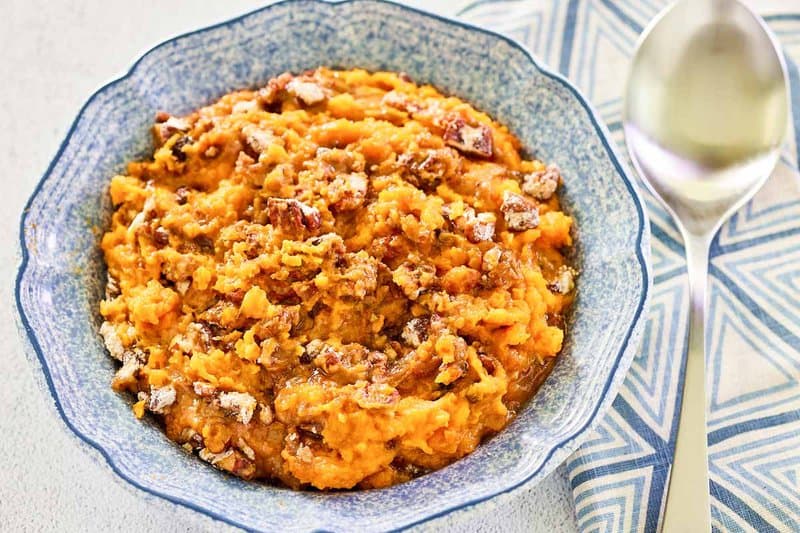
[16,1,649,531]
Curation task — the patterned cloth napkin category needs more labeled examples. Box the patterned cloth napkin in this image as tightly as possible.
[457,1,800,531]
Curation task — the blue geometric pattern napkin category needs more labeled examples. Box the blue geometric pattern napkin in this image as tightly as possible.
[459,2,800,531]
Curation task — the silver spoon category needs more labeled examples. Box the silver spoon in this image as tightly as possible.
[623,0,789,530]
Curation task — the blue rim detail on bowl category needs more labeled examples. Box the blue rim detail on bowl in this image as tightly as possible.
[15,0,651,530]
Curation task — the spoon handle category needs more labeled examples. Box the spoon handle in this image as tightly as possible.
[662,234,711,532]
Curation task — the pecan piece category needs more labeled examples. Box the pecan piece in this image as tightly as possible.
[266,197,321,233]
[459,208,495,243]
[258,403,274,425]
[258,72,294,106]
[548,265,576,294]
[481,246,503,272]
[218,391,257,424]
[153,115,190,146]
[145,384,176,414]
[99,321,125,361]
[481,246,523,288]
[500,191,539,231]
[522,164,561,201]
[174,186,190,205]
[236,438,256,461]
[328,172,368,212]
[232,100,259,114]
[286,78,326,106]
[198,447,256,478]
[401,317,430,348]
[241,124,274,159]
[105,276,120,300]
[170,135,193,162]
[152,226,170,247]
[193,381,217,398]
[398,147,459,190]
[113,348,147,385]
[381,90,421,113]
[392,261,437,300]
[179,429,204,451]
[444,205,495,243]
[199,447,232,466]
[442,116,493,158]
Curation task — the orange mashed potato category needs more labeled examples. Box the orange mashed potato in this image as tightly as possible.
[99,68,575,490]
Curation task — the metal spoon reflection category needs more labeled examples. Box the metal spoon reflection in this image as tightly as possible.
[623,0,789,530]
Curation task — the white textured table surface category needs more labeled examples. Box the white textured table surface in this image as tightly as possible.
[0,1,576,531]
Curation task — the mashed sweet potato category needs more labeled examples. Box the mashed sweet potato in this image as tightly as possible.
[98,68,575,489]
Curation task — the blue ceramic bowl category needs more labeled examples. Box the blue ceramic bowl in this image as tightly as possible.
[15,0,651,530]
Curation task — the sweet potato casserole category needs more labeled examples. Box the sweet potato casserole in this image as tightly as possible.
[99,68,576,490]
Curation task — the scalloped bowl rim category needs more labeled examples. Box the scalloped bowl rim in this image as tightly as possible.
[15,0,652,530]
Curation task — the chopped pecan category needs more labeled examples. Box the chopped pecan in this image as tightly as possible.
[232,100,259,114]
[398,147,459,190]
[315,147,365,174]
[194,235,215,254]
[146,384,176,414]
[113,348,147,384]
[266,197,321,233]
[298,350,313,365]
[500,191,539,231]
[171,322,213,354]
[298,423,324,441]
[334,251,379,299]
[179,428,204,451]
[401,317,430,348]
[436,360,469,386]
[391,457,431,479]
[328,172,368,212]
[237,438,256,461]
[105,276,120,300]
[193,381,217,397]
[444,205,495,243]
[198,447,256,478]
[461,209,495,243]
[481,246,523,288]
[303,339,327,360]
[258,72,294,106]
[258,403,274,425]
[241,124,274,159]
[286,78,327,106]
[174,186,190,205]
[296,444,314,463]
[170,135,193,162]
[199,447,232,465]
[126,196,157,236]
[99,321,125,361]
[442,116,493,158]
[381,90,421,113]
[226,288,245,304]
[152,226,170,247]
[478,353,497,375]
[153,115,190,146]
[218,391,257,424]
[392,261,437,300]
[355,383,400,408]
[175,280,190,295]
[481,246,503,272]
[522,164,561,201]
[548,265,576,294]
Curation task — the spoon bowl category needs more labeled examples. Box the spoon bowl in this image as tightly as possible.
[623,0,789,530]
[626,0,789,235]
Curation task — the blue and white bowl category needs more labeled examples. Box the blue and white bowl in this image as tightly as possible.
[15,1,651,530]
